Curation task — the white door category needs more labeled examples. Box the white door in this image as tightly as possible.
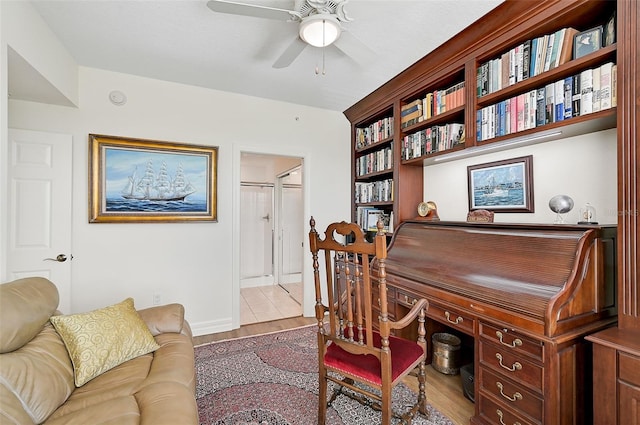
[239,184,274,288]
[278,184,303,284]
[6,129,73,312]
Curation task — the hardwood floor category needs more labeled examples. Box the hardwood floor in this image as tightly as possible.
[192,316,475,425]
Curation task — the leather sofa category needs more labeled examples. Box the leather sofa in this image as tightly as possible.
[0,277,199,424]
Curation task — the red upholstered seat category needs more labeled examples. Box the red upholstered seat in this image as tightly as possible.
[325,332,424,385]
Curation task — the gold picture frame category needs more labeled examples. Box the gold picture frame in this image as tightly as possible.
[89,134,218,223]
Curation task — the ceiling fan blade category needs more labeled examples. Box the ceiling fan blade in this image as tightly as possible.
[206,0,301,21]
[273,38,308,68]
[333,31,375,65]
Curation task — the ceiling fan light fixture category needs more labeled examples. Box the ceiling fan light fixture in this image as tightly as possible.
[299,14,341,47]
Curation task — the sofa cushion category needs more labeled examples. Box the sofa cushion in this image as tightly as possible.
[50,298,160,387]
[0,277,59,353]
[0,323,75,424]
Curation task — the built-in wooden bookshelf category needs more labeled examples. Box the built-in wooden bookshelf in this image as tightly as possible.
[344,1,640,423]
[346,0,618,236]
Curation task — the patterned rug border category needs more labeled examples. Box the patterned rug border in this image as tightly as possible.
[194,323,316,347]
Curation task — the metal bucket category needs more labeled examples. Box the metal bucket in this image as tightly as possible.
[432,333,461,375]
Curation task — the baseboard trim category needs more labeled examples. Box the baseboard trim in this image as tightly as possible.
[191,317,233,337]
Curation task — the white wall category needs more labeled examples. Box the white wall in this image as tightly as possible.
[2,0,78,106]
[8,67,351,335]
[424,128,617,225]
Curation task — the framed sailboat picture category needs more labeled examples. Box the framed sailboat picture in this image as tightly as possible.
[89,134,218,223]
[467,155,533,213]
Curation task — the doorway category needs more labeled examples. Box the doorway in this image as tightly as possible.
[239,153,303,325]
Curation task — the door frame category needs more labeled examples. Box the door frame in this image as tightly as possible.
[232,144,310,329]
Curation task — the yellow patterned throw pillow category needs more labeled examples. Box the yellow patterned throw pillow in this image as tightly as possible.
[50,298,160,386]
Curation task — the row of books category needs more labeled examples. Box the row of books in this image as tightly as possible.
[401,82,465,128]
[355,116,394,149]
[401,123,465,161]
[477,62,616,141]
[355,207,393,233]
[355,142,393,177]
[477,27,578,97]
[355,179,394,204]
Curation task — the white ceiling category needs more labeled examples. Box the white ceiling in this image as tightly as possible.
[16,0,503,112]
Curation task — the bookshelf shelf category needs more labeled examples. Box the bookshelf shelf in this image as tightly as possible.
[355,136,393,154]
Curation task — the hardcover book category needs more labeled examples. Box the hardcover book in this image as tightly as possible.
[572,73,581,117]
[554,79,565,122]
[545,82,555,124]
[599,62,613,110]
[580,68,594,115]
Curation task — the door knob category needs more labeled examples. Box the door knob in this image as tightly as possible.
[44,254,67,262]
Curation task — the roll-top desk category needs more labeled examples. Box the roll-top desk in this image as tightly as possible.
[372,221,617,425]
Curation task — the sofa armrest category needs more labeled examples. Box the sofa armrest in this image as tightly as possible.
[137,304,191,338]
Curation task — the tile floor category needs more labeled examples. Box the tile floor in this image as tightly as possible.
[240,283,302,325]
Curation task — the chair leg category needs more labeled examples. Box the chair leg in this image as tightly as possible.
[381,384,392,425]
[417,361,428,417]
[318,366,328,424]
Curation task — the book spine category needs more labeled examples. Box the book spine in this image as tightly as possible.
[522,40,530,80]
[612,64,617,108]
[563,76,573,119]
[580,68,594,115]
[572,73,581,117]
[600,62,613,110]
[592,66,601,113]
[554,79,564,122]
[509,49,516,86]
[516,94,525,132]
[543,33,555,72]
[558,28,578,66]
[530,38,538,78]
[536,88,546,126]
[528,89,537,129]
[545,82,555,124]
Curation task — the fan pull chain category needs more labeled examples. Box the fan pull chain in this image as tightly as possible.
[315,19,327,76]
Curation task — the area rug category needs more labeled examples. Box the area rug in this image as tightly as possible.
[195,325,454,425]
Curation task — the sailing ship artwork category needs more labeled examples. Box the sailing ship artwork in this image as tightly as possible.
[104,148,208,214]
[468,156,533,212]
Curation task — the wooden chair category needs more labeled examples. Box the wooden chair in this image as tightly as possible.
[309,217,429,425]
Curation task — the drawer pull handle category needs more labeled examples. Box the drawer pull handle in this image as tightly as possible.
[403,295,417,305]
[496,409,522,425]
[496,382,522,402]
[444,311,463,325]
[496,331,522,348]
[496,353,522,372]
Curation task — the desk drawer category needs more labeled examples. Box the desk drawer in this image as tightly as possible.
[480,341,543,393]
[619,352,640,387]
[478,393,539,425]
[426,301,474,335]
[480,366,543,420]
[480,322,543,362]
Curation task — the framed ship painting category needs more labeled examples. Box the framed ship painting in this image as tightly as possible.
[89,134,218,223]
[467,155,533,213]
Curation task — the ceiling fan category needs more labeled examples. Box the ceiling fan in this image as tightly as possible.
[206,0,373,69]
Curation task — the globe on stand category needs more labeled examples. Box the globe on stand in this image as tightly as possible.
[549,195,574,224]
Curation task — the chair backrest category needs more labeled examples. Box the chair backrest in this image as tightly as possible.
[309,217,390,358]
